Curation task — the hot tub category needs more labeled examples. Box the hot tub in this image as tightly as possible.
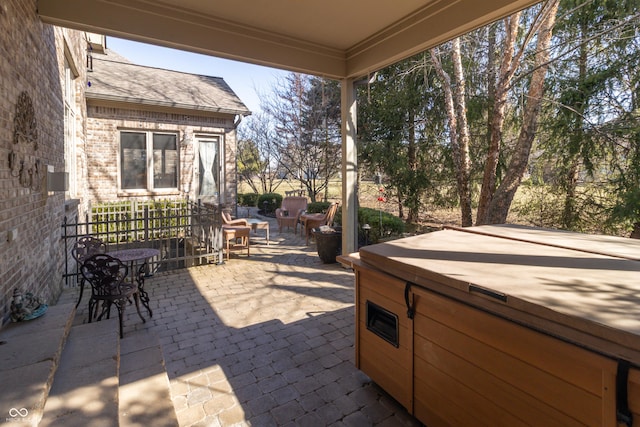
[339,225,640,426]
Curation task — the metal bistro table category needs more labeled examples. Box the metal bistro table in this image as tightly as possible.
[106,247,160,317]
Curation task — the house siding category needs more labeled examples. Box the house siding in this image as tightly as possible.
[85,104,238,205]
[0,0,87,324]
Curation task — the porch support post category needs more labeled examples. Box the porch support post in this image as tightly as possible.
[341,78,358,255]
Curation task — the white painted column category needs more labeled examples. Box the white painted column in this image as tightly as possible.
[341,78,358,255]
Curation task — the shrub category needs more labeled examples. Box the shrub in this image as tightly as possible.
[306,201,331,214]
[335,206,405,244]
[258,193,282,214]
[238,193,259,207]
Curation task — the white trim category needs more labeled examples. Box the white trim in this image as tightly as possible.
[63,55,77,198]
[118,130,180,192]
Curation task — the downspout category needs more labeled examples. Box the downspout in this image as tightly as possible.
[232,114,245,216]
[233,114,244,129]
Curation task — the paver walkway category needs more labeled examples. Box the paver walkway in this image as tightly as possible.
[74,213,422,427]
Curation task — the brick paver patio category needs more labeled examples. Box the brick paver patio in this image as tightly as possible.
[115,218,422,426]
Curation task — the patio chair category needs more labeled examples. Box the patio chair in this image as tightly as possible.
[275,196,308,233]
[301,202,339,245]
[80,253,145,339]
[71,236,106,308]
[221,210,249,226]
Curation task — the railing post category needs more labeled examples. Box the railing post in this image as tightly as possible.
[144,206,149,242]
[62,216,69,287]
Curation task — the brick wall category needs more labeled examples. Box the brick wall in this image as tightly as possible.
[86,104,238,207]
[0,0,240,325]
[0,0,87,325]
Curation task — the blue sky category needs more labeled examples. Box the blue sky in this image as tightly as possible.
[107,37,290,114]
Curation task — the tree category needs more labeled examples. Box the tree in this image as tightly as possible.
[237,112,285,194]
[236,136,262,193]
[475,12,522,224]
[304,78,342,202]
[263,73,341,202]
[426,1,559,226]
[431,37,473,226]
[540,0,640,231]
[485,0,560,224]
[358,55,450,223]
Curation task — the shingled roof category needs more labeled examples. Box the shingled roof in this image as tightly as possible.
[86,50,251,116]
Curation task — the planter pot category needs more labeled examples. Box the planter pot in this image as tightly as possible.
[313,227,342,263]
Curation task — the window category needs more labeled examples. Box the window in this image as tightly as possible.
[63,57,77,197]
[120,131,178,191]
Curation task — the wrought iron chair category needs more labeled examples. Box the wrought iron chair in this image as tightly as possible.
[80,254,146,339]
[71,236,106,308]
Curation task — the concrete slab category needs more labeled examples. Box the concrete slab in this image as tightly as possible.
[0,303,75,427]
[40,318,119,427]
[119,332,178,427]
[0,303,74,339]
[0,361,55,427]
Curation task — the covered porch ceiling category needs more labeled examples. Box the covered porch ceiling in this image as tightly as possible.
[38,0,540,80]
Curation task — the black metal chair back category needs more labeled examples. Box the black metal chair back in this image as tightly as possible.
[72,236,106,264]
[71,236,106,307]
[80,254,145,338]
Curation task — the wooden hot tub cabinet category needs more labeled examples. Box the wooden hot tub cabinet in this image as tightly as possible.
[339,225,640,427]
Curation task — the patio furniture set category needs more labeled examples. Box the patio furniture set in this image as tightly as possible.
[71,197,335,338]
[224,196,338,258]
[276,196,339,244]
[71,236,159,338]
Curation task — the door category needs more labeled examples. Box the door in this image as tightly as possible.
[197,136,223,204]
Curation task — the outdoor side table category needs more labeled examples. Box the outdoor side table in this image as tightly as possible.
[107,247,160,317]
[222,226,251,260]
[247,218,270,245]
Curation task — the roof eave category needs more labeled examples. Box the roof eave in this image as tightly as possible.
[86,93,251,117]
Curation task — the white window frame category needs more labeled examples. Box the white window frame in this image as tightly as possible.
[119,130,179,194]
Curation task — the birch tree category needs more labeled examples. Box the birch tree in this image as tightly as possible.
[485,0,560,223]
[431,38,473,226]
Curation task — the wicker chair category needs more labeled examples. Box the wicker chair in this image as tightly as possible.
[71,236,106,308]
[221,210,249,226]
[301,202,339,245]
[275,196,308,233]
[81,254,146,338]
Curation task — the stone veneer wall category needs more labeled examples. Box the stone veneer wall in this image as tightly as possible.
[0,0,88,325]
[86,104,238,206]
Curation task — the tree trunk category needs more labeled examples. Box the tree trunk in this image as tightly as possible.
[397,193,404,220]
[476,13,521,225]
[561,159,580,228]
[483,23,497,216]
[561,16,588,229]
[486,0,559,224]
[431,39,473,227]
[451,38,473,227]
[407,108,419,223]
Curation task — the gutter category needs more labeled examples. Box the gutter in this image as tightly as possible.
[86,93,252,116]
